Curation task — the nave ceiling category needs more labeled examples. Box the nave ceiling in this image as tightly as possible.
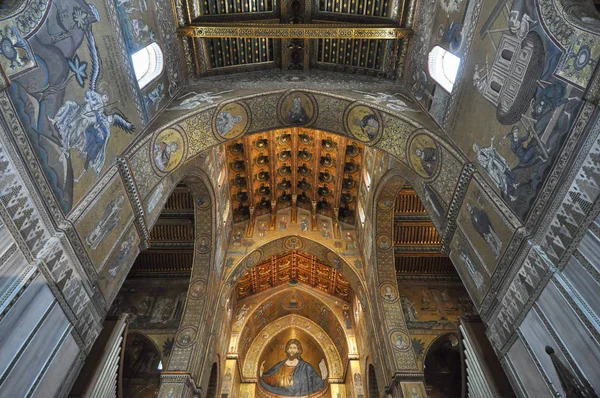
[177,0,412,78]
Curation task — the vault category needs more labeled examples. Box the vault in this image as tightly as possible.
[231,283,353,368]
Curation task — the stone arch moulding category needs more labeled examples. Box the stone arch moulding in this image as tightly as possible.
[160,166,221,381]
[143,164,217,239]
[231,283,353,363]
[231,283,352,337]
[370,169,422,375]
[222,235,368,318]
[241,314,344,381]
[126,89,468,208]
[220,234,383,370]
[230,231,359,273]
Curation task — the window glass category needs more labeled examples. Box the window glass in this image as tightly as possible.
[131,43,164,89]
[428,46,460,93]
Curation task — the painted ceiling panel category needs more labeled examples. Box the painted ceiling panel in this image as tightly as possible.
[316,38,386,71]
[207,37,275,67]
[226,128,364,224]
[235,251,351,301]
[316,0,391,17]
[182,0,405,75]
[201,0,275,14]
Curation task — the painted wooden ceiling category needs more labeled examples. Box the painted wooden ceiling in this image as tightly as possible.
[393,185,456,278]
[129,186,195,277]
[235,250,352,301]
[227,128,365,224]
[179,0,408,77]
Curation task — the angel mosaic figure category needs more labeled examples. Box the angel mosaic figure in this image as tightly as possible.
[50,30,134,183]
[168,90,233,110]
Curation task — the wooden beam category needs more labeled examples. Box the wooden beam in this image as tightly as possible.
[179,24,412,39]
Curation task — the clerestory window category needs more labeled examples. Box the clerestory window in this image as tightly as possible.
[428,46,460,93]
[131,42,164,89]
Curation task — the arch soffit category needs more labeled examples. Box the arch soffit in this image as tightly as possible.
[421,331,460,362]
[375,158,450,235]
[127,90,468,207]
[233,284,352,356]
[242,314,344,381]
[144,163,217,232]
[126,331,164,362]
[233,283,350,335]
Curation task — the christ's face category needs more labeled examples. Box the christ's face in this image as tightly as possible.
[286,343,299,359]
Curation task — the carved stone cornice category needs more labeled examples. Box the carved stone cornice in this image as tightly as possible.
[440,163,475,253]
[0,127,103,353]
[159,372,203,398]
[116,157,150,249]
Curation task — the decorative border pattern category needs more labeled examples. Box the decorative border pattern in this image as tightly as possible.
[116,157,150,249]
[440,163,475,253]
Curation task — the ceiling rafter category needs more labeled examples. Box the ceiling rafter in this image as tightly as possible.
[235,250,352,301]
[226,129,364,229]
[179,24,412,39]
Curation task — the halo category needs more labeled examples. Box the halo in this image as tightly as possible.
[97,81,112,100]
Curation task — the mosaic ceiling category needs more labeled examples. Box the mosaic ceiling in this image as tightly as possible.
[178,0,410,77]
[227,128,365,224]
[235,250,352,301]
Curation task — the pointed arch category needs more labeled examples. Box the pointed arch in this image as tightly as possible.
[242,314,344,380]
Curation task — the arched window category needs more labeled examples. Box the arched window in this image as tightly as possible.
[428,46,460,93]
[206,363,219,398]
[131,43,164,89]
[368,364,380,398]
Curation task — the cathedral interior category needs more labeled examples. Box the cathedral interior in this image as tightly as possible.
[0,0,600,396]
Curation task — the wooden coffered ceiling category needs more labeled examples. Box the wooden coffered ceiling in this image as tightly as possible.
[235,251,352,301]
[228,128,364,225]
[177,0,412,77]
[393,185,457,278]
[129,186,195,278]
